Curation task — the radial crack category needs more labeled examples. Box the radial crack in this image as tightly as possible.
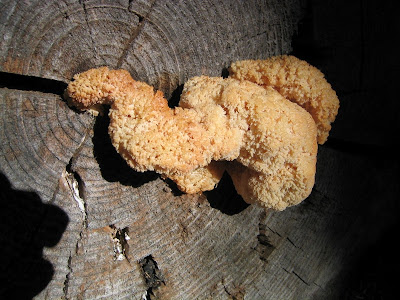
[78,0,106,65]
[292,270,310,286]
[60,106,95,299]
[61,131,90,300]
[62,120,92,216]
[117,0,157,68]
[286,237,303,251]
[62,166,88,299]
[255,212,276,262]
[0,71,67,95]
[63,255,73,298]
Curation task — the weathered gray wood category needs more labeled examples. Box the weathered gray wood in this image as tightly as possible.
[0,0,398,299]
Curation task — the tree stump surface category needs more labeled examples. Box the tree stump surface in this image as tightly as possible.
[0,0,398,299]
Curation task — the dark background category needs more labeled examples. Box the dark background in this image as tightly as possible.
[292,0,399,298]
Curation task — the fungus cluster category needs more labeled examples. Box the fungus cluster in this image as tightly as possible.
[67,55,339,211]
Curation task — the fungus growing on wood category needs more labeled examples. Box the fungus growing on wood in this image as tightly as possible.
[66,56,339,210]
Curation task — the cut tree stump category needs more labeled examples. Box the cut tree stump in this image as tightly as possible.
[0,0,398,299]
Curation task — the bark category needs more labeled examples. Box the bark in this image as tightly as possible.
[0,0,398,299]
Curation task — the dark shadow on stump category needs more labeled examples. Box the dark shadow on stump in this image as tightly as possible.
[92,109,158,187]
[205,172,249,215]
[0,173,69,299]
[221,67,230,78]
[168,84,184,108]
[163,178,184,197]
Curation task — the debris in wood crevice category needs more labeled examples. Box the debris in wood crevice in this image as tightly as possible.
[109,225,131,261]
[139,255,165,300]
[64,158,86,216]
